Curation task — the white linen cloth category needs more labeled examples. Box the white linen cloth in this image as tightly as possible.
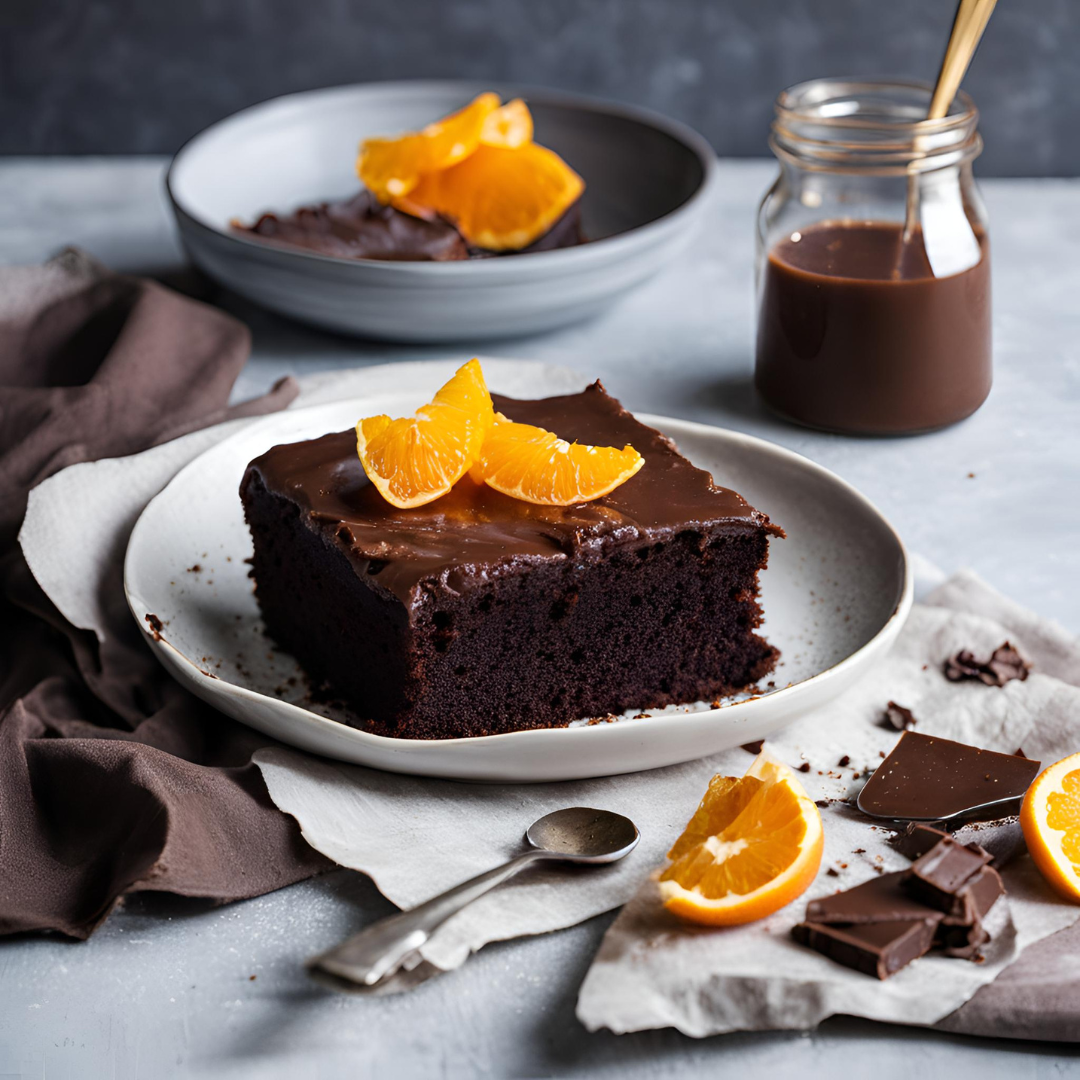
[19,360,1080,1032]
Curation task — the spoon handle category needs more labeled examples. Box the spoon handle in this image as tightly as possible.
[309,849,549,988]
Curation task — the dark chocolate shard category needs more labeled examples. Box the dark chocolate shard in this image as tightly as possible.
[944,641,1031,687]
[805,870,943,926]
[856,731,1041,822]
[741,740,765,754]
[884,701,917,730]
[903,837,992,914]
[891,823,950,861]
[792,919,937,980]
[936,921,991,960]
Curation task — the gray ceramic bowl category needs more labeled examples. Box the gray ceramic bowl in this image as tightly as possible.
[166,81,718,342]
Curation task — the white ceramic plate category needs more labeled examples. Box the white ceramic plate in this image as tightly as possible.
[166,81,718,342]
[125,396,910,783]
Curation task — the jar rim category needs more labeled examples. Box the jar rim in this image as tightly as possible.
[775,78,978,136]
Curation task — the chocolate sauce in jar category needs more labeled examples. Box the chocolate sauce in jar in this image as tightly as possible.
[755,221,991,435]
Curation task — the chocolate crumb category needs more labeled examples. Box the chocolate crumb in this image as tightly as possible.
[853,848,866,854]
[815,799,830,808]
[249,974,256,981]
[187,564,201,573]
[742,739,765,754]
[944,641,1030,687]
[144,613,164,641]
[838,754,851,767]
[826,868,840,877]
[797,762,811,773]
[884,701,917,730]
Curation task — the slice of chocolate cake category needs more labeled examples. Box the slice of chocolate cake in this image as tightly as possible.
[240,383,782,739]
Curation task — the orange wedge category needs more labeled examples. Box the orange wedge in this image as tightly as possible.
[401,142,584,251]
[1021,751,1080,902]
[355,359,494,509]
[357,92,500,201]
[469,412,643,506]
[480,98,534,148]
[658,754,824,926]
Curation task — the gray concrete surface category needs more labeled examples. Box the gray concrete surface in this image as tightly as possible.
[0,157,1078,1078]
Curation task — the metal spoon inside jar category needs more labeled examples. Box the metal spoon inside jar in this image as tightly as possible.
[308,807,639,992]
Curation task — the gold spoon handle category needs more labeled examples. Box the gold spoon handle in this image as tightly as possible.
[929,0,999,120]
[901,0,998,246]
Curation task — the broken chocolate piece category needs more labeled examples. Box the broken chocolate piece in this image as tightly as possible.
[741,740,765,754]
[891,823,950,861]
[806,870,944,926]
[856,731,1040,821]
[884,701,917,730]
[944,641,1031,687]
[792,919,937,980]
[903,837,992,912]
[838,754,851,767]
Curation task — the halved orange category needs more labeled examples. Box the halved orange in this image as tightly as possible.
[658,754,824,926]
[357,92,500,201]
[355,359,494,509]
[469,413,643,506]
[401,142,584,251]
[1021,751,1080,902]
[480,98,533,149]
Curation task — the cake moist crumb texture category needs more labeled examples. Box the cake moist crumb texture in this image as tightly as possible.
[240,383,782,739]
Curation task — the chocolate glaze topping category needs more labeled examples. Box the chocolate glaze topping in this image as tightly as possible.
[244,383,779,605]
[233,189,585,262]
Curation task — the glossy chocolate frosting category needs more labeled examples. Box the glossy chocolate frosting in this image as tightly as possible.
[233,189,585,262]
[244,383,779,605]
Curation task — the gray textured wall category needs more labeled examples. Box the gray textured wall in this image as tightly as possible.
[3,0,1077,176]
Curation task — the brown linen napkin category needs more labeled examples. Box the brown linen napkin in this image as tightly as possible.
[0,249,330,939]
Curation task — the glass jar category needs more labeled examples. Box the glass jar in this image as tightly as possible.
[754,79,991,435]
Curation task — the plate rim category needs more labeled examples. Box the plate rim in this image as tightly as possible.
[165,78,720,277]
[123,396,913,760]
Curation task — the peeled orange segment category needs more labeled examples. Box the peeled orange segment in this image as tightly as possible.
[400,143,584,251]
[357,92,500,201]
[355,359,494,509]
[658,754,824,926]
[480,98,534,148]
[1021,752,1080,902]
[470,412,643,506]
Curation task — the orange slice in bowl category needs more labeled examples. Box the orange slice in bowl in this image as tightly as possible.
[402,143,584,251]
[470,413,643,506]
[658,754,824,926]
[356,359,494,509]
[1021,751,1080,902]
[480,98,534,149]
[358,92,500,201]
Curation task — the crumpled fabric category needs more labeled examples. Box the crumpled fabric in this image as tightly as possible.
[0,249,329,939]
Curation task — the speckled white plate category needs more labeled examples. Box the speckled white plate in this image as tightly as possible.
[124,395,911,782]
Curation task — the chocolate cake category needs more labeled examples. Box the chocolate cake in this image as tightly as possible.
[233,189,585,262]
[240,383,781,739]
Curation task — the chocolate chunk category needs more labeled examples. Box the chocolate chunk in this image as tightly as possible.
[903,837,992,913]
[944,641,1031,687]
[806,870,944,926]
[792,919,937,980]
[884,701,917,730]
[838,755,851,767]
[856,731,1040,821]
[891,823,950,861]
[936,922,990,959]
[797,762,811,773]
[741,740,765,754]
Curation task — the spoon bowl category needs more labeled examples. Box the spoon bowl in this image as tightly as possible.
[526,807,640,861]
